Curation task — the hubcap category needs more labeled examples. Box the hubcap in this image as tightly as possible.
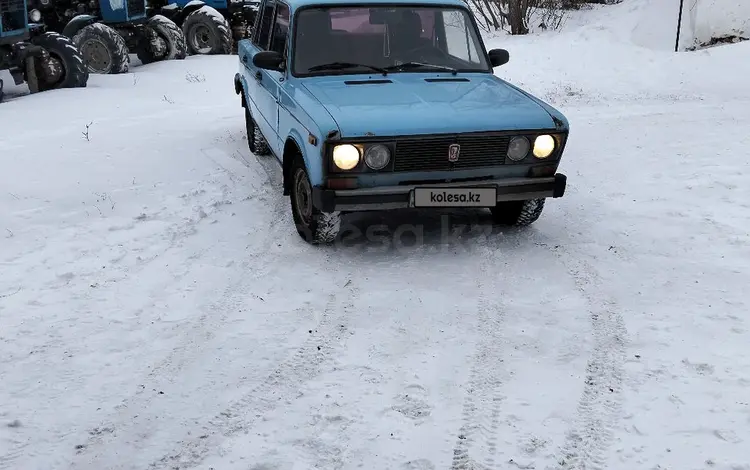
[189,24,214,54]
[293,168,313,224]
[39,53,65,85]
[80,39,112,73]
[148,30,169,59]
[81,39,112,73]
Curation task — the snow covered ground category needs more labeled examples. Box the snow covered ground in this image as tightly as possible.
[1,1,749,469]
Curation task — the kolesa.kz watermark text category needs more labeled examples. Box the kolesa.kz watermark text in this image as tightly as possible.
[430,191,483,203]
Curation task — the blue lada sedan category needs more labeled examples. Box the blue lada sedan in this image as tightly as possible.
[234,0,569,244]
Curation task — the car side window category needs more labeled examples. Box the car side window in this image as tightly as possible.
[254,0,277,50]
[269,2,290,57]
[440,10,481,65]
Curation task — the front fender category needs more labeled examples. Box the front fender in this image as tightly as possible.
[62,14,98,39]
[234,72,242,95]
[287,128,320,184]
[167,0,207,24]
[235,72,251,110]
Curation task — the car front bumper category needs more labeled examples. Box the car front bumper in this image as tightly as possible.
[312,173,567,213]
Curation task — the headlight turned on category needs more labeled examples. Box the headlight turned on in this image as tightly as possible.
[507,136,530,161]
[364,144,390,170]
[332,144,360,170]
[533,135,556,158]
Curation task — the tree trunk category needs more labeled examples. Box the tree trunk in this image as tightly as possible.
[507,0,529,35]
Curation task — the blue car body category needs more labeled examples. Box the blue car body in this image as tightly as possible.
[234,0,569,241]
[99,0,148,22]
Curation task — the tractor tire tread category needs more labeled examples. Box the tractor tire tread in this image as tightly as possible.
[72,23,130,74]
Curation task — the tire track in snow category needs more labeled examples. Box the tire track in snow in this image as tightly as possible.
[0,439,26,470]
[68,145,291,467]
[139,141,355,470]
[450,241,513,470]
[149,278,361,470]
[532,233,628,470]
[2,146,268,470]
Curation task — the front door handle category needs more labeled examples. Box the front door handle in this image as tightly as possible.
[254,71,262,81]
[241,55,248,64]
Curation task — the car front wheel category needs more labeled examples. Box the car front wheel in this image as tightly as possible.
[289,157,340,244]
[244,105,269,155]
[491,198,546,226]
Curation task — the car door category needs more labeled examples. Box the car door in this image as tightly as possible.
[265,1,291,158]
[241,0,278,154]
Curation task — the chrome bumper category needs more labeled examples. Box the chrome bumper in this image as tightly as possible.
[312,174,567,212]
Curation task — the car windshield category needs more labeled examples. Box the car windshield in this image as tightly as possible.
[292,5,490,76]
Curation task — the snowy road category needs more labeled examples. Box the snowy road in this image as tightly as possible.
[2,1,750,468]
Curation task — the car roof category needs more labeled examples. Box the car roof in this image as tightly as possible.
[280,0,468,10]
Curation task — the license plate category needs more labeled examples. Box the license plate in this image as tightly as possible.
[412,187,496,207]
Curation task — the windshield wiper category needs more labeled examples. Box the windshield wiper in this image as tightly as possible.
[307,62,388,75]
[383,62,458,75]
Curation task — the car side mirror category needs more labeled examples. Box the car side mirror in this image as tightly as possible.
[253,51,284,71]
[488,48,509,67]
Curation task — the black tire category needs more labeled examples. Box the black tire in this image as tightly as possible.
[290,156,341,244]
[182,6,233,55]
[244,104,268,155]
[490,198,546,226]
[28,32,89,91]
[247,111,270,155]
[71,23,130,74]
[137,15,188,64]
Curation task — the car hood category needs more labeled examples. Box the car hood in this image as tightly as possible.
[300,73,560,139]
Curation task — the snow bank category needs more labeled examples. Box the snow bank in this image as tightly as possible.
[507,0,749,51]
[625,0,750,51]
[683,0,750,48]
[485,0,750,105]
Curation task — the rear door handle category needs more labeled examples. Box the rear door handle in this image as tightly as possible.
[241,55,248,64]
[254,71,262,81]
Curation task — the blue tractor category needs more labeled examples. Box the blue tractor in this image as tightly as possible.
[1,0,88,101]
[146,0,259,55]
[28,0,187,73]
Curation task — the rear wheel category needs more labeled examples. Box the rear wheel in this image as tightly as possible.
[490,198,546,226]
[244,105,256,151]
[244,105,269,156]
[72,23,130,74]
[137,15,188,64]
[290,157,340,244]
[182,6,233,55]
[244,107,269,155]
[28,32,89,91]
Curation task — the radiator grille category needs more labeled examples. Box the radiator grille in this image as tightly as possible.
[127,0,145,17]
[0,0,25,14]
[393,134,510,172]
[1,0,25,34]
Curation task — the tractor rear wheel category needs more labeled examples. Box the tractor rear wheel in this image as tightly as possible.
[182,6,232,55]
[28,32,89,91]
[137,15,188,64]
[72,23,130,74]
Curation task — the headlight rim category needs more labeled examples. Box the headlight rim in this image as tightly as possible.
[507,136,531,162]
[363,144,391,170]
